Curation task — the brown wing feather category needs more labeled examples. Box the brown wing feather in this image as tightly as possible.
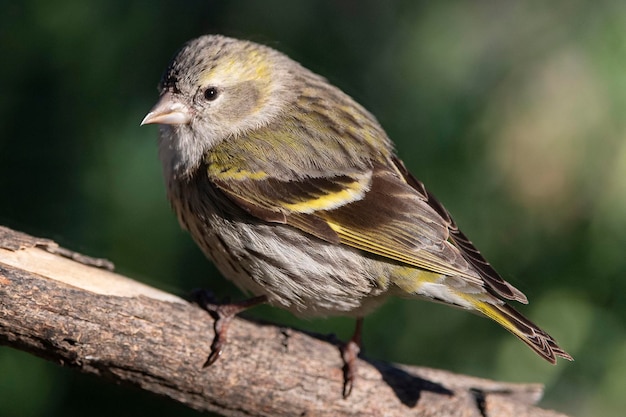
[390,156,528,303]
[312,164,483,281]
[211,160,487,285]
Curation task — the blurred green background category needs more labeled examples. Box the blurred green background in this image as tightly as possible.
[1,1,624,416]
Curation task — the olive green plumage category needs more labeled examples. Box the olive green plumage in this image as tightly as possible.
[142,35,571,364]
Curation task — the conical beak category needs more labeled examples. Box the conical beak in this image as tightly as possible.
[141,92,191,126]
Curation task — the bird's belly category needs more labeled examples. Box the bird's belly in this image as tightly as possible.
[195,216,391,317]
[169,178,389,317]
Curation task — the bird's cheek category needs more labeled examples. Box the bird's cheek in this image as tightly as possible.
[220,81,263,121]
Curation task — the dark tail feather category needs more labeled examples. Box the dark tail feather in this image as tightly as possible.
[473,300,573,363]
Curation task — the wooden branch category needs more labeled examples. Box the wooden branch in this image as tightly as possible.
[0,225,569,417]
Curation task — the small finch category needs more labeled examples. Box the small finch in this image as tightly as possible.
[142,35,571,397]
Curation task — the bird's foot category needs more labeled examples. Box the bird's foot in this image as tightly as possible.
[341,317,364,398]
[192,290,267,367]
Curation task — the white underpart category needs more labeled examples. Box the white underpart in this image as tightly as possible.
[418,282,474,309]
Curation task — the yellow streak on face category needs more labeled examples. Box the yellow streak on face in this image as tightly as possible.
[199,49,271,86]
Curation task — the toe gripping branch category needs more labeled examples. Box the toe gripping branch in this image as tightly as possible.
[195,290,363,399]
[193,290,267,367]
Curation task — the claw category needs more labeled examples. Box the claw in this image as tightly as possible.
[203,312,229,367]
[202,332,226,368]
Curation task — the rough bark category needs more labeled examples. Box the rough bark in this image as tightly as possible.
[0,225,569,417]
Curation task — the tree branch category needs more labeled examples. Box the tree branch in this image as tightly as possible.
[0,225,569,417]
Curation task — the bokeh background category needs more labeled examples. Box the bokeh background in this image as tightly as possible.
[1,1,625,416]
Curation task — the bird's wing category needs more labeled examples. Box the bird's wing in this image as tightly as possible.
[389,157,528,303]
[207,151,526,302]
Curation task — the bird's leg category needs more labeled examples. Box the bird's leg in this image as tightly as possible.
[341,317,364,398]
[193,290,268,367]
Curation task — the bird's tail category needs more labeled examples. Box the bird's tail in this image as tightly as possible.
[472,301,573,363]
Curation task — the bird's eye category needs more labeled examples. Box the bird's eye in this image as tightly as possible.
[203,87,219,101]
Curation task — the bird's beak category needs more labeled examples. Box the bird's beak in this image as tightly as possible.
[141,92,192,126]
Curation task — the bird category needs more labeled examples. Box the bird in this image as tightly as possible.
[141,34,572,397]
